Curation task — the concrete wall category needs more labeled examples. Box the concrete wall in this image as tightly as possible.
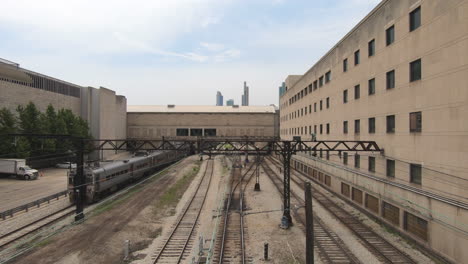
[127,112,276,138]
[279,0,468,262]
[83,87,127,159]
[0,80,81,115]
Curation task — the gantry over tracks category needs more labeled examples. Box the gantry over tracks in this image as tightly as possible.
[9,134,381,227]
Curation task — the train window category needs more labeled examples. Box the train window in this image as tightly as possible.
[190,128,203,136]
[176,128,189,136]
[204,128,217,137]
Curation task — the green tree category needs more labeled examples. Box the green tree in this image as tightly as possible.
[40,105,58,153]
[0,108,17,156]
[16,102,44,156]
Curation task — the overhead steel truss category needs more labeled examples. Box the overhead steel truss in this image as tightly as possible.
[8,134,382,227]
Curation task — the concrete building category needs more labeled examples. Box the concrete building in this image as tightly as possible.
[242,81,249,106]
[0,59,127,159]
[127,105,277,138]
[226,99,234,106]
[216,91,223,106]
[279,0,468,262]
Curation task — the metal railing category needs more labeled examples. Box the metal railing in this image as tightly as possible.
[0,190,69,220]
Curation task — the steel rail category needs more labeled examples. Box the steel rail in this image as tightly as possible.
[152,160,214,264]
[0,205,75,249]
[217,163,254,264]
[261,160,361,264]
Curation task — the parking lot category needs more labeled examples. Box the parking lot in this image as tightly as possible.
[0,168,69,212]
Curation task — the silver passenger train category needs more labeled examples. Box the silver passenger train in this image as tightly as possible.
[68,149,186,203]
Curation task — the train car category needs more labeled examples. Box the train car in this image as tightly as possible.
[68,149,186,203]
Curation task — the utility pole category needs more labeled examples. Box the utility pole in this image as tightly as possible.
[305,181,314,264]
[74,138,85,221]
[280,141,292,229]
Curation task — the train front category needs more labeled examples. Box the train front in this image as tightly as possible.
[67,167,96,204]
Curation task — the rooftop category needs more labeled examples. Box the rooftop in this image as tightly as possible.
[127,105,277,114]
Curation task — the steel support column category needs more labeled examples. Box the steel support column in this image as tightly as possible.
[74,138,85,221]
[280,141,293,228]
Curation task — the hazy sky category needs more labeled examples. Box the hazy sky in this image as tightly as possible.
[0,0,380,106]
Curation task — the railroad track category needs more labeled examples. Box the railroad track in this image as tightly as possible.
[268,157,417,264]
[152,159,214,264]
[213,161,256,264]
[0,205,75,250]
[262,160,361,264]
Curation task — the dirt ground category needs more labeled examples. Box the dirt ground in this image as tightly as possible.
[10,156,200,264]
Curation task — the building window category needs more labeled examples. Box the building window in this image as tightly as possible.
[386,159,395,177]
[308,84,312,93]
[343,152,348,165]
[176,128,189,136]
[326,97,330,109]
[352,187,363,204]
[354,154,360,168]
[404,212,428,241]
[368,117,376,134]
[309,105,311,113]
[354,50,360,65]
[326,123,330,134]
[204,128,217,136]
[410,164,422,184]
[314,125,317,134]
[355,119,360,134]
[386,70,395,89]
[325,71,331,83]
[354,84,360,99]
[386,25,395,46]
[368,39,375,57]
[365,194,379,214]
[343,89,348,103]
[369,156,376,172]
[314,103,317,112]
[383,202,399,226]
[410,111,422,132]
[368,78,375,95]
[386,115,395,133]
[343,121,348,134]
[410,59,422,82]
[343,58,348,72]
[319,76,324,87]
[190,128,203,136]
[410,6,421,32]
[313,80,318,90]
[320,124,323,134]
[320,100,323,110]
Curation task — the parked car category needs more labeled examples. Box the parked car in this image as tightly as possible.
[55,162,77,169]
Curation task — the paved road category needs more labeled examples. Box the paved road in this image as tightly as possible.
[0,168,68,211]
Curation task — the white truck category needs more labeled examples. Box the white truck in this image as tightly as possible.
[0,159,39,180]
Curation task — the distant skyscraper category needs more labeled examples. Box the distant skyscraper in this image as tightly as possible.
[241,81,249,106]
[226,99,234,106]
[216,91,223,106]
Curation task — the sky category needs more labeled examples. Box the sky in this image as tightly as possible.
[0,0,380,106]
